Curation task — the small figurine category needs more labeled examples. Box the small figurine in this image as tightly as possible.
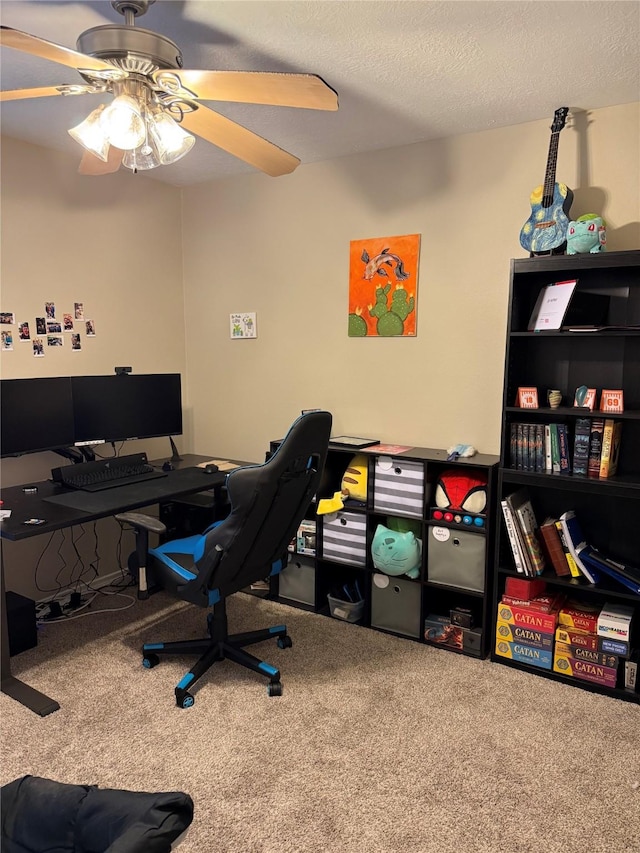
[566,214,606,254]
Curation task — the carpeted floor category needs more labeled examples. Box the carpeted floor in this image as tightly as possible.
[1,591,639,852]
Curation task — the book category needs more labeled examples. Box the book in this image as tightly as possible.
[577,547,640,586]
[554,520,581,578]
[544,424,552,472]
[508,488,546,576]
[539,517,571,577]
[527,279,578,331]
[549,423,560,474]
[559,511,600,584]
[571,417,591,476]
[500,499,527,574]
[599,419,622,478]
[587,418,605,478]
[577,546,640,595]
[557,423,571,474]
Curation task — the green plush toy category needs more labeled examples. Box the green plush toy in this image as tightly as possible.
[371,523,422,579]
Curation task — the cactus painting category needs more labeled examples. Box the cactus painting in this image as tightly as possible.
[348,234,420,336]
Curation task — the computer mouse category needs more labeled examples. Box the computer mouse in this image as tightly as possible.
[162,461,174,472]
[204,463,219,474]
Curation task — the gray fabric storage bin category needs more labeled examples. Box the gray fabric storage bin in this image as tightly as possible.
[322,510,367,566]
[278,556,316,605]
[370,573,421,638]
[373,456,427,519]
[427,526,485,593]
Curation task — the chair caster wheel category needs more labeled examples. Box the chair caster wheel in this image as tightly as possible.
[267,681,283,697]
[142,653,160,669]
[277,635,292,649]
[177,692,195,708]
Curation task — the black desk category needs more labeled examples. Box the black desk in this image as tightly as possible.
[0,454,232,716]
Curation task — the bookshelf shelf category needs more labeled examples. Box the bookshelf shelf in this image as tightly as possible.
[493,249,640,704]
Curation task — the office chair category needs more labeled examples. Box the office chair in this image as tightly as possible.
[1,775,194,853]
[118,410,332,707]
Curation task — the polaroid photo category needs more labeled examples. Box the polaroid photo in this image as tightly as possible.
[0,312,15,325]
[75,302,84,320]
[36,317,47,335]
[71,334,81,351]
[18,322,30,341]
[46,321,62,334]
[33,338,44,357]
[45,302,55,319]
[1,330,14,351]
[47,335,64,347]
[85,319,96,336]
[63,313,74,331]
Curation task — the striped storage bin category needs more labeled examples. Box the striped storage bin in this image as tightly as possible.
[321,511,367,566]
[373,456,426,519]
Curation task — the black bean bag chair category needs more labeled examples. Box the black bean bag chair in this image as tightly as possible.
[1,775,194,852]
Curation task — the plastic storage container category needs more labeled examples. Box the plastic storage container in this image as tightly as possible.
[327,594,365,623]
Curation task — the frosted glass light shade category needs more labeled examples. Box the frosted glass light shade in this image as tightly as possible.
[68,105,109,161]
[150,110,195,164]
[122,143,162,172]
[100,94,145,150]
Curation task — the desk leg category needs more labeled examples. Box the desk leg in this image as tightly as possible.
[1,545,60,716]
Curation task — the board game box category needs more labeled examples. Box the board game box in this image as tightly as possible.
[496,601,559,634]
[554,641,618,668]
[496,620,553,650]
[553,652,618,688]
[494,639,553,669]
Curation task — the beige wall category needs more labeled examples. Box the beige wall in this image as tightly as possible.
[1,102,638,599]
[0,137,186,598]
[181,102,640,462]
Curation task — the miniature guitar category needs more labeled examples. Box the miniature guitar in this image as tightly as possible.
[519,107,573,255]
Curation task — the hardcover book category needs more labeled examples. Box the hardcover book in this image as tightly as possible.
[587,418,605,478]
[508,489,546,576]
[559,511,600,584]
[599,419,622,478]
[571,417,591,476]
[539,517,571,577]
[557,423,571,475]
[554,520,581,578]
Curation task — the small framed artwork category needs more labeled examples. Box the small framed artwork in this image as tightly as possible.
[230,312,257,339]
[574,386,596,410]
[517,387,539,409]
[600,389,624,413]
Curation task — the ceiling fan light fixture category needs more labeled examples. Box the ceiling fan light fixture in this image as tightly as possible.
[100,93,145,150]
[149,109,195,165]
[122,142,161,172]
[68,104,110,162]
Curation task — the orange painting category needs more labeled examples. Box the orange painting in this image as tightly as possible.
[348,234,420,337]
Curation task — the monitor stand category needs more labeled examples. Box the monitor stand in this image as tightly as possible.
[169,436,183,462]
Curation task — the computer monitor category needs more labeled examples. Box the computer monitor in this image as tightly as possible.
[1,377,76,457]
[71,373,183,445]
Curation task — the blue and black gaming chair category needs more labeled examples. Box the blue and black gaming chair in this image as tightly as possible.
[118,411,332,708]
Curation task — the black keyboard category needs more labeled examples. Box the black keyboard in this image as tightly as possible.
[51,453,167,492]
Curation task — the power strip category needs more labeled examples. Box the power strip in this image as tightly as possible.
[36,570,131,620]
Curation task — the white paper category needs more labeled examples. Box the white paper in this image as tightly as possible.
[528,279,577,331]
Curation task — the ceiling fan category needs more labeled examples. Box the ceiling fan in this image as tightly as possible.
[0,0,339,177]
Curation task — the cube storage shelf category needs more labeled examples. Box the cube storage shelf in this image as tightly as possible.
[493,249,640,703]
[271,441,499,659]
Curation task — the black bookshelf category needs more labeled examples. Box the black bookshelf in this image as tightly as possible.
[493,250,640,703]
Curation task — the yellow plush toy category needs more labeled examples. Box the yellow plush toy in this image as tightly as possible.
[317,454,368,514]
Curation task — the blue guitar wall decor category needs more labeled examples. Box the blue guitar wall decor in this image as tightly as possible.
[519,107,573,255]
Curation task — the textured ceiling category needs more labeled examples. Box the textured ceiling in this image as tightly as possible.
[1,0,638,186]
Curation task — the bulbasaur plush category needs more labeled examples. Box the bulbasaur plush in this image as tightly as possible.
[566,214,606,254]
[371,524,421,578]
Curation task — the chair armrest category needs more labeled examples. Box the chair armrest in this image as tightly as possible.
[115,512,167,535]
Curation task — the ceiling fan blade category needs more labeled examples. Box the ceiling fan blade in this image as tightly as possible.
[78,146,124,176]
[0,26,127,79]
[180,106,300,177]
[153,69,338,111]
[1,84,102,102]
